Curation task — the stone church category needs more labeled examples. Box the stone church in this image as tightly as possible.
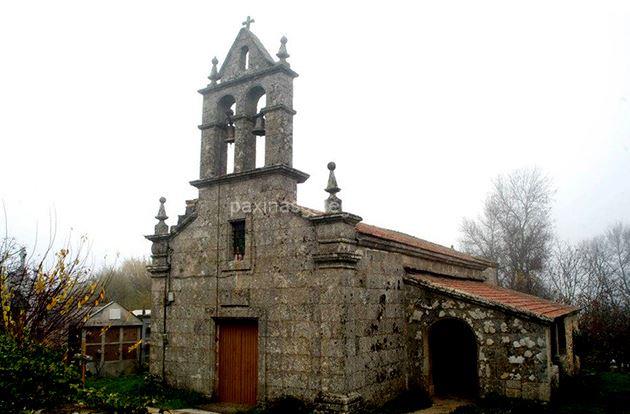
[146,20,579,412]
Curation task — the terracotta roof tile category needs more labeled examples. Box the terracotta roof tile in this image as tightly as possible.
[355,223,491,266]
[291,204,492,266]
[408,274,579,321]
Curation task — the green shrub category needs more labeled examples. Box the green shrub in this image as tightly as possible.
[77,385,150,414]
[81,374,208,412]
[0,333,80,413]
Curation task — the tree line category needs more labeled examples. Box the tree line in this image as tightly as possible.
[460,167,630,368]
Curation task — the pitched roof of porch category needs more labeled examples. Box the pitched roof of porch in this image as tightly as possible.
[405,273,579,322]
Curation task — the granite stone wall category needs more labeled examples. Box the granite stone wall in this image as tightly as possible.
[149,193,528,410]
[345,248,407,404]
[150,174,323,400]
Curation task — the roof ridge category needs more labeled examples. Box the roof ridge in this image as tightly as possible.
[289,203,493,266]
[355,222,493,266]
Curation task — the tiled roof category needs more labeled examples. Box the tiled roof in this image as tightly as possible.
[291,204,492,267]
[407,274,579,321]
[355,223,492,266]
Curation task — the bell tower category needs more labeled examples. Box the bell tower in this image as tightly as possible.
[195,18,303,182]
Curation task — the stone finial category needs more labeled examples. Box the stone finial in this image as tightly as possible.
[208,57,220,85]
[276,36,290,65]
[154,197,169,235]
[325,162,342,213]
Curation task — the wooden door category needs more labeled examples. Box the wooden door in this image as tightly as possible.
[217,319,258,404]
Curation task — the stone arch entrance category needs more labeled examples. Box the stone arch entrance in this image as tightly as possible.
[429,318,479,397]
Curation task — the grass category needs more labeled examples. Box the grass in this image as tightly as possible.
[84,373,209,410]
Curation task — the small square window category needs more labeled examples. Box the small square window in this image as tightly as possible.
[109,309,121,320]
[231,220,246,260]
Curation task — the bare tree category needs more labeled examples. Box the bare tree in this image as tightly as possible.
[544,240,588,304]
[460,167,554,295]
[606,223,630,306]
[0,235,106,347]
[554,223,630,368]
[579,223,630,308]
[95,257,151,310]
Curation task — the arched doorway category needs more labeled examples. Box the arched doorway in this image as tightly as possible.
[429,318,478,397]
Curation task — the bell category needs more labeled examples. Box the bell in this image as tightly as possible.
[225,124,235,143]
[252,114,266,136]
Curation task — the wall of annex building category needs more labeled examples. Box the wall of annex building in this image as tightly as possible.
[404,286,555,401]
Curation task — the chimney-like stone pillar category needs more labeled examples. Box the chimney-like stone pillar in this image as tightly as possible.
[199,125,227,179]
[234,116,256,172]
[263,106,294,167]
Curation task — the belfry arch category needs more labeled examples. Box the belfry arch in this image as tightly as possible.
[244,85,267,168]
[217,95,236,174]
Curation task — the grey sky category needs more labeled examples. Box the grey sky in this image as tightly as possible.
[1,1,629,265]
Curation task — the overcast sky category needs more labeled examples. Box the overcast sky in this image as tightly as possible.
[1,1,629,267]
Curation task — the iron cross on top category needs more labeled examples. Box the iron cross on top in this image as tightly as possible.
[242,16,255,30]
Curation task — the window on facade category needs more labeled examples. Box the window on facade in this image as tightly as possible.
[122,343,138,360]
[122,327,138,342]
[104,344,120,361]
[105,327,120,342]
[85,344,102,363]
[85,327,102,344]
[231,219,246,260]
[109,308,121,320]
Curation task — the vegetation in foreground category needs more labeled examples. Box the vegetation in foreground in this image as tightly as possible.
[0,334,80,413]
[81,374,209,413]
[0,331,206,413]
[75,372,630,414]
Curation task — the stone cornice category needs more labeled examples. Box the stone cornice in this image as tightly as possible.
[308,212,363,226]
[146,264,170,276]
[198,64,298,95]
[198,104,296,130]
[313,252,362,269]
[144,233,170,243]
[190,165,309,188]
[261,104,296,116]
[316,237,357,245]
[198,122,225,131]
